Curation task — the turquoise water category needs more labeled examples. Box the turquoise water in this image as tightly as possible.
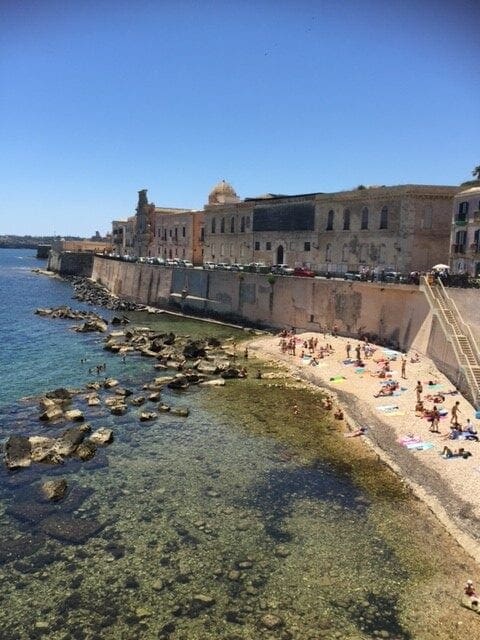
[0,249,477,640]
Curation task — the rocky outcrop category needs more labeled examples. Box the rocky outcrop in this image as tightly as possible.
[5,436,32,469]
[41,479,68,502]
[89,428,113,445]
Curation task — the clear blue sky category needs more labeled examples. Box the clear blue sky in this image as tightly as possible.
[1,0,479,236]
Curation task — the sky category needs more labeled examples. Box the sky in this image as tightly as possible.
[1,0,479,236]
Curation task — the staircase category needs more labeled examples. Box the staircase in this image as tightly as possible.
[421,276,480,408]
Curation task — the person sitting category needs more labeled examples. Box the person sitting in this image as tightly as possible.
[334,408,344,420]
[464,580,479,605]
[464,419,479,442]
[410,352,420,363]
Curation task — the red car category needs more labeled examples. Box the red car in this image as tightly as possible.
[293,267,315,278]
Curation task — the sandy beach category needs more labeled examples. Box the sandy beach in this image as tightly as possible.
[247,330,480,566]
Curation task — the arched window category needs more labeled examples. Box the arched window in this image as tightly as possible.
[220,217,225,233]
[240,216,245,232]
[245,216,251,229]
[358,243,366,263]
[220,243,225,256]
[325,243,332,262]
[240,245,245,257]
[230,217,235,233]
[379,207,388,230]
[361,207,369,230]
[211,218,216,234]
[379,243,386,263]
[326,210,334,231]
[230,243,234,256]
[343,209,350,231]
[342,243,348,261]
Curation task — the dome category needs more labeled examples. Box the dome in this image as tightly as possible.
[208,180,240,205]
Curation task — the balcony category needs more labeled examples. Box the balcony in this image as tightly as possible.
[469,243,480,254]
[453,217,467,226]
[451,244,466,254]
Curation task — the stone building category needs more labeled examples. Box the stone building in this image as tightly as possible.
[151,208,204,265]
[203,182,457,273]
[114,190,204,264]
[449,184,480,276]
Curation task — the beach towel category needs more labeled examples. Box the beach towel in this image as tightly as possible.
[406,442,434,451]
[398,435,421,445]
[424,383,443,390]
[330,378,346,384]
[355,368,365,374]
[377,405,400,412]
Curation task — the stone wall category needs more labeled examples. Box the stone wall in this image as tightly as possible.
[48,250,94,277]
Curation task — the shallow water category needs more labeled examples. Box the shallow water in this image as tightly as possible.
[0,250,478,640]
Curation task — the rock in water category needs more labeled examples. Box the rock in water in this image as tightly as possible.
[4,436,32,469]
[40,515,104,543]
[64,409,84,422]
[89,428,113,445]
[41,479,68,502]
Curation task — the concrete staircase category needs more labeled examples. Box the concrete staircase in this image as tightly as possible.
[421,276,480,408]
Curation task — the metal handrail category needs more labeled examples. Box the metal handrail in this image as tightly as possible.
[421,277,479,406]
[436,279,480,363]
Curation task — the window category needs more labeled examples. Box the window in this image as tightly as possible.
[254,241,260,250]
[211,218,216,234]
[200,228,205,241]
[326,210,334,230]
[361,207,369,230]
[379,243,386,263]
[325,243,332,262]
[343,209,350,231]
[163,229,167,241]
[220,217,225,233]
[169,229,172,237]
[456,230,467,246]
[266,241,272,250]
[174,228,178,240]
[459,201,469,216]
[230,243,234,256]
[230,217,235,233]
[246,216,251,229]
[182,226,186,237]
[379,206,388,230]
[220,243,225,256]
[240,245,245,257]
[304,241,311,251]
[341,244,348,261]
[241,216,245,233]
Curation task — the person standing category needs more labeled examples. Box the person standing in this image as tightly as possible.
[450,401,461,427]
[430,405,440,433]
[346,342,351,359]
[401,356,407,379]
[415,381,423,403]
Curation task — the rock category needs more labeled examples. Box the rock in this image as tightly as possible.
[191,594,216,609]
[103,378,119,389]
[74,319,108,333]
[199,379,226,387]
[4,436,32,469]
[158,404,171,412]
[148,392,161,402]
[170,407,189,417]
[39,406,64,422]
[167,375,189,390]
[259,614,284,630]
[110,404,127,415]
[89,428,113,445]
[29,436,58,463]
[46,388,72,400]
[220,368,242,379]
[75,442,97,461]
[114,387,133,397]
[41,478,68,501]
[228,570,241,581]
[140,412,157,422]
[130,396,146,406]
[183,340,207,359]
[64,409,84,422]
[53,425,90,457]
[196,362,219,375]
[87,394,101,406]
[152,580,164,592]
[40,515,104,543]
[7,501,56,524]
[0,532,46,565]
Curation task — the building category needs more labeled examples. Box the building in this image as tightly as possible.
[203,182,457,274]
[115,190,204,264]
[449,184,480,276]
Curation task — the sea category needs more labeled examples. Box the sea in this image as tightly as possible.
[0,248,477,640]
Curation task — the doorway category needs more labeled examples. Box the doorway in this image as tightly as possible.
[276,245,284,264]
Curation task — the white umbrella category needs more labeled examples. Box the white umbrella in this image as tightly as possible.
[431,264,450,270]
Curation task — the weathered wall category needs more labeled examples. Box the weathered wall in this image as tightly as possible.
[48,250,94,277]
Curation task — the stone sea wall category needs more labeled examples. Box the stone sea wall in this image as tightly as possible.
[48,250,94,277]
[91,256,432,350]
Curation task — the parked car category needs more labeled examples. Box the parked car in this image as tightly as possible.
[182,260,194,268]
[230,263,244,271]
[203,261,216,270]
[383,271,402,283]
[344,271,362,281]
[271,264,294,275]
[293,267,315,278]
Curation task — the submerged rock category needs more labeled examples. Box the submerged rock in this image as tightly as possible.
[89,428,113,445]
[39,406,64,422]
[41,478,68,502]
[140,412,157,422]
[75,441,97,461]
[40,514,104,543]
[170,407,189,417]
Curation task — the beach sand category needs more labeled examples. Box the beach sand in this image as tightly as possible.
[247,331,480,565]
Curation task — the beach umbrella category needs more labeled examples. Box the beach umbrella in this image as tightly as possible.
[431,264,450,270]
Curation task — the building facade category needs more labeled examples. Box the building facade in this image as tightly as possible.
[203,183,457,273]
[450,184,480,276]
